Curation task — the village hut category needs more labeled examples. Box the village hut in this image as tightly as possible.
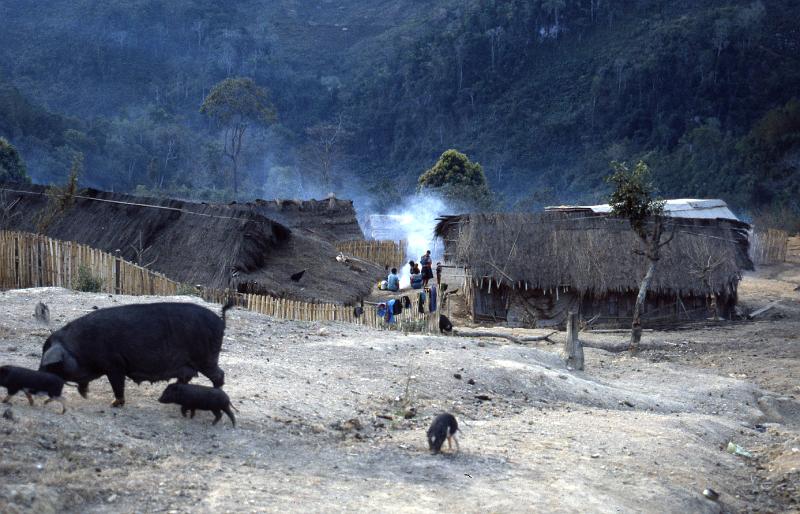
[435,207,752,328]
[0,183,379,304]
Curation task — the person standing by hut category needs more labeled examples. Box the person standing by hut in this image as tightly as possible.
[420,250,434,287]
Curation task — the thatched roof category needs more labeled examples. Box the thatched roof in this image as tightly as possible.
[435,212,752,297]
[244,196,364,242]
[0,183,379,303]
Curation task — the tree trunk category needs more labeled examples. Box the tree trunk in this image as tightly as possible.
[563,311,584,370]
[232,157,238,202]
[629,260,656,353]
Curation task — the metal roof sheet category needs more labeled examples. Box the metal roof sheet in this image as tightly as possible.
[545,199,740,221]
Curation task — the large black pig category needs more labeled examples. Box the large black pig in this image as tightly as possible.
[39,300,234,407]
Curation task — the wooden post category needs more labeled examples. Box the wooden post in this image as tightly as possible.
[563,311,584,371]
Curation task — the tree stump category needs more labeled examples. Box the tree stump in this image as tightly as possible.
[562,311,584,371]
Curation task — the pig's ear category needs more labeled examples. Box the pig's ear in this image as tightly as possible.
[41,344,67,368]
[41,344,80,376]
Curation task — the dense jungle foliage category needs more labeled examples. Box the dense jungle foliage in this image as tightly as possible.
[0,0,798,220]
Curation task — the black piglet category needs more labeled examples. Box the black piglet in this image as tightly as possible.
[427,413,459,454]
[159,383,236,427]
[0,365,66,413]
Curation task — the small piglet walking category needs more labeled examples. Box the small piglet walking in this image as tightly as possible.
[427,413,459,454]
[159,383,236,427]
[0,365,67,413]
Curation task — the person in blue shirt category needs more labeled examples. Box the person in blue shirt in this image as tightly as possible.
[387,267,400,292]
[410,272,423,289]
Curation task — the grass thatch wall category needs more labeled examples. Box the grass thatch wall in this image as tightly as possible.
[436,212,752,298]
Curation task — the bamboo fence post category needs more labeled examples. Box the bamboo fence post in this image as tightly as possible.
[48,238,55,286]
[29,235,35,287]
[49,237,55,288]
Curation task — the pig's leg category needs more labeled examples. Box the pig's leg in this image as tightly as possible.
[180,406,188,417]
[77,382,89,399]
[200,362,225,388]
[190,409,196,419]
[211,409,222,425]
[222,406,236,427]
[2,388,21,404]
[107,371,126,407]
[24,391,34,405]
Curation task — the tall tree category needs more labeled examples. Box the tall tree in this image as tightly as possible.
[0,138,29,183]
[607,161,673,353]
[418,149,493,210]
[200,77,276,200]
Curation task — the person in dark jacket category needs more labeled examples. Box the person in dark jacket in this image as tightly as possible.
[420,250,433,287]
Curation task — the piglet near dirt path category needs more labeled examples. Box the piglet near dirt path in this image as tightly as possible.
[159,383,236,427]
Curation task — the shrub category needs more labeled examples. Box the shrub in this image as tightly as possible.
[176,283,201,296]
[75,264,103,293]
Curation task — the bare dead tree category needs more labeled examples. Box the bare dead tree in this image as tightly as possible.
[191,19,207,49]
[0,191,21,229]
[685,236,729,320]
[304,115,350,188]
[129,231,158,268]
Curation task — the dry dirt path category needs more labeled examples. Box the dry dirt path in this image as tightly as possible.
[0,286,797,513]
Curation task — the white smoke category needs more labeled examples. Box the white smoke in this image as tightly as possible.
[382,194,450,288]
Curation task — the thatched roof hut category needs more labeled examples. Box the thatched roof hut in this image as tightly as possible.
[435,212,752,326]
[0,183,379,304]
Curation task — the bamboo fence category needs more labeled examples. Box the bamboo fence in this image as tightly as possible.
[750,228,789,265]
[238,293,445,332]
[335,239,406,268]
[0,231,443,332]
[0,231,178,295]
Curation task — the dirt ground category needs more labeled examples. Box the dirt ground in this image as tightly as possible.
[0,263,798,513]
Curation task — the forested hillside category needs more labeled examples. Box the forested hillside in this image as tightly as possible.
[1,0,798,218]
